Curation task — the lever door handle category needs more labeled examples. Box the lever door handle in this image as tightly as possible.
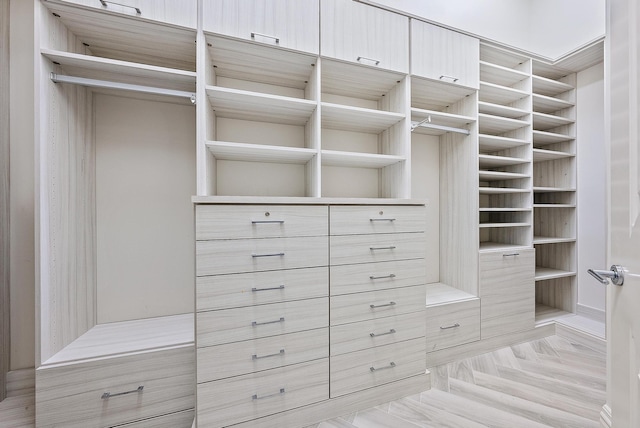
[588,265,625,286]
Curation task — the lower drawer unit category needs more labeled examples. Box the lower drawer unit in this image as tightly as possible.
[35,346,195,428]
[329,233,426,266]
[329,259,426,296]
[114,409,195,428]
[329,338,426,397]
[425,298,480,352]
[196,359,329,427]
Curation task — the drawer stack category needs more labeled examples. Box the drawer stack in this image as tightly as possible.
[195,205,330,427]
[328,206,427,397]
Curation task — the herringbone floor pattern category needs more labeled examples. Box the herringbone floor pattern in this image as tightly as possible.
[312,335,606,428]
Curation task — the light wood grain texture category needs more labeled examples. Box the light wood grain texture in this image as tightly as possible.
[426,283,477,306]
[116,409,194,428]
[321,58,406,102]
[329,285,425,326]
[426,299,481,352]
[533,206,576,239]
[329,205,426,235]
[320,0,409,73]
[478,101,529,119]
[329,233,425,266]
[534,241,576,272]
[479,61,529,87]
[532,75,574,97]
[321,151,405,169]
[330,259,426,296]
[196,297,328,348]
[411,77,476,112]
[206,140,318,164]
[478,113,529,135]
[532,112,574,131]
[197,359,329,427]
[192,197,427,206]
[410,20,479,89]
[535,277,575,318]
[532,93,574,114]
[0,0,9,401]
[479,82,529,105]
[321,102,404,133]
[479,134,529,151]
[197,328,328,382]
[330,338,426,397]
[36,346,195,428]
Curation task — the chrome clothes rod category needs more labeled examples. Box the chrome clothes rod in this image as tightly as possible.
[50,73,196,104]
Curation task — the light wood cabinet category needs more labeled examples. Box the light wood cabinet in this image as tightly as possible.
[410,19,479,89]
[426,298,480,352]
[203,0,319,54]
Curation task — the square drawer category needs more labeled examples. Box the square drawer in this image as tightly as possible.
[426,298,480,352]
[330,338,426,397]
[197,359,328,427]
[330,285,425,326]
[330,311,425,356]
[330,233,425,266]
[330,259,426,296]
[198,328,328,383]
[35,346,195,428]
[197,266,328,311]
[330,205,426,235]
[196,205,327,240]
[197,297,328,348]
[196,236,328,276]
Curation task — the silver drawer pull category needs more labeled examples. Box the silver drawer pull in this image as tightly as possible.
[101,385,143,400]
[357,56,380,66]
[252,285,285,292]
[99,0,141,14]
[251,32,280,44]
[439,74,459,83]
[370,329,396,337]
[252,252,285,258]
[440,323,460,330]
[369,246,396,251]
[251,220,285,224]
[370,301,396,309]
[252,388,285,400]
[370,362,396,372]
[252,317,285,327]
[369,274,396,280]
[252,349,285,360]
[369,218,396,222]
[503,253,520,257]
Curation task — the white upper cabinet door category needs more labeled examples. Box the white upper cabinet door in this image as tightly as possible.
[47,0,197,29]
[203,0,320,55]
[321,0,409,73]
[411,20,479,89]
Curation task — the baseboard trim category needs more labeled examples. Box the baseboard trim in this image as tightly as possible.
[6,368,35,398]
[600,403,612,428]
[576,304,606,323]
[556,323,606,354]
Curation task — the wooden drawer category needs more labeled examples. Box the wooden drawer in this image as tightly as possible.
[330,259,426,296]
[115,409,194,427]
[479,249,535,339]
[426,298,480,352]
[330,338,425,397]
[197,359,328,427]
[196,205,327,240]
[330,233,425,266]
[329,205,425,235]
[196,236,328,276]
[198,328,328,383]
[197,297,328,347]
[35,346,194,428]
[330,285,425,326]
[197,266,328,311]
[330,311,425,356]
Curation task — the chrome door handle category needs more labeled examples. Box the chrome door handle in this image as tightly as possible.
[587,265,625,286]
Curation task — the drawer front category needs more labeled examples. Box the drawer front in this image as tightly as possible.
[197,266,328,311]
[330,233,425,266]
[196,205,327,240]
[197,359,328,427]
[196,236,328,276]
[197,298,328,347]
[330,205,425,235]
[330,338,425,397]
[330,285,425,326]
[198,328,328,383]
[114,409,194,428]
[479,249,535,339]
[330,259,426,296]
[426,299,480,352]
[35,346,194,428]
[330,311,425,356]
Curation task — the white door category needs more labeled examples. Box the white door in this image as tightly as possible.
[603,0,640,426]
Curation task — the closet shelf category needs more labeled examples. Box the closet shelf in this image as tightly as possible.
[206,141,317,164]
[321,102,404,133]
[410,108,474,135]
[479,61,529,87]
[479,134,529,151]
[479,222,530,228]
[535,303,573,325]
[532,75,574,97]
[535,267,576,281]
[479,242,532,252]
[533,186,576,193]
[426,283,477,307]
[532,130,574,145]
[534,204,576,208]
[411,76,476,111]
[321,150,405,168]
[479,171,529,181]
[532,93,574,114]
[533,148,575,162]
[480,207,531,212]
[533,112,574,131]
[478,101,529,119]
[533,236,576,244]
[323,59,406,101]
[479,113,529,134]
[479,154,529,168]
[479,187,530,194]
[479,81,529,105]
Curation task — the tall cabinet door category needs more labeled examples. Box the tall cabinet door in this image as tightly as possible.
[203,0,319,54]
[411,19,479,89]
[320,0,409,73]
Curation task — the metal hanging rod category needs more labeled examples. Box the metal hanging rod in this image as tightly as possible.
[50,73,196,104]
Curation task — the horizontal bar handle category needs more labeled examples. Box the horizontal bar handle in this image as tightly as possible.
[503,253,520,257]
[251,32,280,44]
[252,252,285,258]
[370,328,396,337]
[370,362,396,372]
[439,74,459,83]
[357,56,380,65]
[252,349,285,360]
[370,246,396,251]
[440,323,460,330]
[251,220,285,224]
[370,274,396,280]
[99,0,141,14]
[252,388,285,400]
[101,385,143,400]
[252,285,285,292]
[370,301,396,309]
[369,218,396,222]
[252,317,285,327]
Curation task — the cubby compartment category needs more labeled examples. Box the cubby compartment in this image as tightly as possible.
[535,277,576,324]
